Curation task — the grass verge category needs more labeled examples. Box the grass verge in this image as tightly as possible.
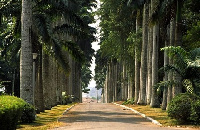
[17,103,76,130]
[115,101,200,129]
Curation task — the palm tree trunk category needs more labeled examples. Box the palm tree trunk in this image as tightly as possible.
[138,3,148,105]
[167,19,175,109]
[20,0,33,105]
[128,57,134,100]
[117,63,122,101]
[150,23,160,108]
[73,62,81,102]
[35,48,44,112]
[162,25,170,110]
[147,2,153,105]
[113,63,117,102]
[68,55,73,96]
[104,65,109,103]
[51,57,57,106]
[173,0,183,97]
[134,10,141,104]
[122,61,128,101]
[42,50,51,109]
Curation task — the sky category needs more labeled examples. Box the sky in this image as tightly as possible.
[83,0,101,97]
[88,0,101,88]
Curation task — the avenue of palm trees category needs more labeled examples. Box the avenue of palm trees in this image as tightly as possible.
[0,0,200,123]
[95,0,200,111]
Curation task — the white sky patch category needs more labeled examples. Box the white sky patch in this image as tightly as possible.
[83,0,101,98]
[88,0,100,87]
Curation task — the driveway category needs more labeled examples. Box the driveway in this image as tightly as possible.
[52,101,192,130]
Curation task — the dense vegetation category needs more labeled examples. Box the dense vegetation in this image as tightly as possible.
[0,0,199,127]
[0,0,96,110]
[95,0,200,124]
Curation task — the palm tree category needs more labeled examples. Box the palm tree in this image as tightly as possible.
[161,25,170,110]
[138,1,148,105]
[20,0,33,105]
[150,0,160,108]
[147,2,153,105]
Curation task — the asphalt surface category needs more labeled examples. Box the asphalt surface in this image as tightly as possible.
[52,100,192,130]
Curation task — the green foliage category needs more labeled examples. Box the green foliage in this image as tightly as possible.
[95,0,136,89]
[161,46,200,95]
[81,63,92,93]
[0,0,96,96]
[167,93,199,123]
[94,50,107,89]
[20,103,36,123]
[62,93,73,104]
[0,0,96,78]
[0,95,26,129]
[182,0,200,50]
[127,28,142,60]
[97,0,135,60]
[122,98,135,105]
[190,100,200,124]
[183,21,200,50]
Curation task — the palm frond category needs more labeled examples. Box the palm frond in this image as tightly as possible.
[155,80,175,88]
[0,0,21,17]
[189,48,200,61]
[161,46,188,69]
[53,23,85,39]
[160,64,183,77]
[127,0,145,8]
[33,14,50,42]
[51,39,71,75]
[34,0,84,27]
[61,40,85,63]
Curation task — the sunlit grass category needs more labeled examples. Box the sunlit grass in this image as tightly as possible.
[127,105,175,126]
[116,101,199,128]
[17,103,76,130]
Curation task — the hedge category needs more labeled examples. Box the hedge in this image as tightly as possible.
[0,95,35,130]
[167,93,200,124]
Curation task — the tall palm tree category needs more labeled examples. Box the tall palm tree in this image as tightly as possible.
[20,0,33,105]
[173,0,184,97]
[138,1,148,105]
[147,2,153,105]
[150,0,160,108]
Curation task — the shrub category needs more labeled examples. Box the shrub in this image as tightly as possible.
[20,103,36,123]
[0,95,26,130]
[167,93,199,123]
[0,95,36,129]
[122,98,135,105]
[62,94,73,104]
[190,100,200,124]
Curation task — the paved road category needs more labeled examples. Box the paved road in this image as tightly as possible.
[53,102,192,130]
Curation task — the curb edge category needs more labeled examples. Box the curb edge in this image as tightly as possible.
[113,103,162,126]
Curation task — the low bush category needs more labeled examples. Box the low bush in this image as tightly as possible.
[167,93,199,123]
[190,99,200,124]
[62,94,73,104]
[122,98,134,105]
[20,103,36,123]
[0,95,36,129]
[0,95,26,130]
